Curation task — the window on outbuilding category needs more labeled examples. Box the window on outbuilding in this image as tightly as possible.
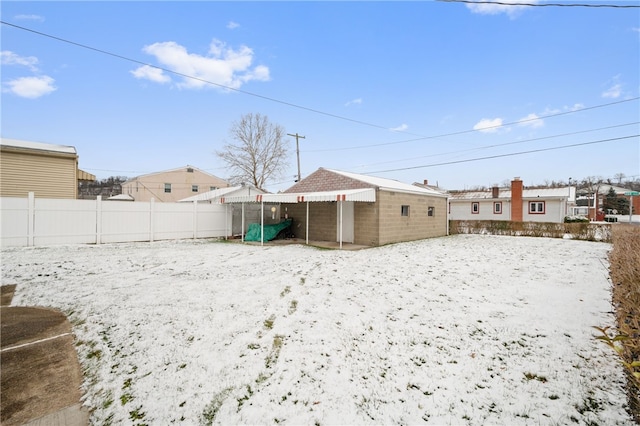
[401,205,410,216]
[164,183,171,193]
[472,202,479,214]
[493,202,502,214]
[428,206,435,217]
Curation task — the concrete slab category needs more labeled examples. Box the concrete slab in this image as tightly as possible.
[1,303,87,426]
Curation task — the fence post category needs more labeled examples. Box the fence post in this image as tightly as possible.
[96,195,102,245]
[193,200,198,239]
[28,192,35,247]
[150,198,155,242]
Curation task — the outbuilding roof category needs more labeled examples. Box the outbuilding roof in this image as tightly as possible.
[324,169,446,197]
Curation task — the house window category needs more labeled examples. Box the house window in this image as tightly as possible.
[471,202,479,214]
[428,206,435,217]
[529,201,545,214]
[210,186,218,191]
[493,202,502,214]
[192,185,199,192]
[164,183,171,193]
[401,205,410,216]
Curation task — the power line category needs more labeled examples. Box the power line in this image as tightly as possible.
[438,0,640,8]
[359,121,640,168]
[304,97,640,153]
[0,20,422,136]
[366,134,639,174]
[3,20,638,155]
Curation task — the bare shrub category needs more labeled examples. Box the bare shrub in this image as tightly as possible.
[448,220,610,242]
[609,225,640,423]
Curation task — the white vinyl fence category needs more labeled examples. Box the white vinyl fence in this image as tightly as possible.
[0,193,231,247]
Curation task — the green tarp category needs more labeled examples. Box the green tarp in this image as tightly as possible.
[244,219,293,242]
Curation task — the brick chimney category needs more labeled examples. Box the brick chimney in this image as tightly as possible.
[511,177,523,222]
[492,186,499,198]
[423,179,428,186]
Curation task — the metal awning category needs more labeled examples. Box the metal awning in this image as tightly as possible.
[220,188,376,204]
[220,188,376,249]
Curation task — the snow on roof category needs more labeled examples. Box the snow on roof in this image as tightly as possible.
[325,169,447,197]
[107,194,134,201]
[0,138,76,155]
[449,186,575,201]
[178,185,265,203]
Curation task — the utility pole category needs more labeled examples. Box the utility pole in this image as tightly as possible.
[288,133,306,182]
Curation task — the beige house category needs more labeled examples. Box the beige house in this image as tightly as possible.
[122,166,230,202]
[0,138,95,199]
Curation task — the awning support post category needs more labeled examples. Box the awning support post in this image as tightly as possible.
[241,203,245,242]
[339,200,343,249]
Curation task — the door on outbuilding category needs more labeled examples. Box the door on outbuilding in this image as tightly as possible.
[337,201,355,243]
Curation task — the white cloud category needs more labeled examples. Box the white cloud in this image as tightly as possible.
[390,123,408,132]
[473,117,503,133]
[134,39,269,90]
[518,113,544,129]
[227,21,240,30]
[345,98,362,107]
[1,51,39,72]
[466,0,536,19]
[4,75,56,98]
[14,14,44,22]
[130,65,171,83]
[602,83,622,99]
[566,103,584,112]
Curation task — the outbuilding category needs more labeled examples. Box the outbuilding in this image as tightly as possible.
[222,168,449,247]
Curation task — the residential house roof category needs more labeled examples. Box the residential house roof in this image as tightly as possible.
[123,165,225,184]
[449,187,576,201]
[1,138,77,155]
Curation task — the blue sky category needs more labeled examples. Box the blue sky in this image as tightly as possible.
[2,1,639,192]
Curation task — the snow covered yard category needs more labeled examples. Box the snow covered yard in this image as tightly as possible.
[1,234,633,425]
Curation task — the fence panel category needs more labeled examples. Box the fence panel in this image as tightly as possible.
[0,197,29,247]
[34,198,97,245]
[196,204,232,238]
[101,201,152,243]
[154,202,197,241]
[0,195,231,247]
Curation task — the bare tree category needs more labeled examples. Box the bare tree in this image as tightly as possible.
[216,113,289,190]
[614,172,626,185]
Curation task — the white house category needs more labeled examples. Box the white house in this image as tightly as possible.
[449,178,576,223]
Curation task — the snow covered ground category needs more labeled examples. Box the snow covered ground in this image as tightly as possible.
[1,234,634,425]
